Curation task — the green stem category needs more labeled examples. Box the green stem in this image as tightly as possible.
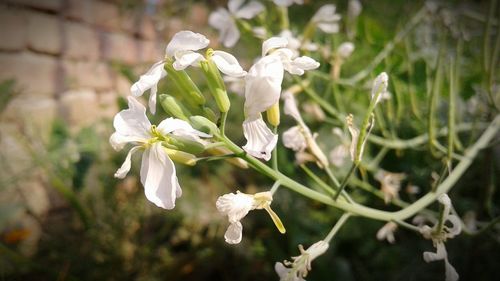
[293,76,344,121]
[324,213,351,243]
[219,115,499,221]
[300,164,337,196]
[343,7,426,85]
[272,126,279,171]
[334,163,357,201]
[220,111,228,137]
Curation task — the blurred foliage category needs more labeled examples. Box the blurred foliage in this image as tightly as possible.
[1,0,499,281]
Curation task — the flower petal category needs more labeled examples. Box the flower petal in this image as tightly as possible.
[235,1,265,19]
[140,143,181,209]
[228,0,244,14]
[216,191,254,222]
[274,262,291,279]
[282,126,307,152]
[157,117,211,138]
[242,116,278,161]
[114,146,141,179]
[165,30,209,58]
[212,50,247,77]
[312,4,340,22]
[209,8,231,30]
[173,50,205,70]
[224,221,243,244]
[130,61,166,114]
[262,36,288,57]
[109,132,145,151]
[244,55,284,117]
[112,96,151,141]
[208,9,240,48]
[317,22,340,34]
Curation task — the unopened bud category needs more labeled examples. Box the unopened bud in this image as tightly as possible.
[164,60,206,106]
[163,147,197,166]
[200,52,230,113]
[159,94,191,121]
[190,115,220,135]
[266,102,280,127]
[167,135,205,155]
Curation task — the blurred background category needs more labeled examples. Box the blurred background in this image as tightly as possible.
[0,0,499,280]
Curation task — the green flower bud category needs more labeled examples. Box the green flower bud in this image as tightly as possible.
[159,94,191,121]
[167,135,205,155]
[164,60,206,106]
[200,51,230,113]
[190,115,220,136]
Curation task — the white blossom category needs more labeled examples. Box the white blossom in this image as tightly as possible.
[348,0,362,19]
[110,96,209,209]
[131,30,246,113]
[273,0,304,7]
[376,222,398,244]
[336,42,355,59]
[419,194,461,281]
[311,4,342,34]
[216,191,276,244]
[242,37,319,160]
[371,72,389,105]
[375,170,406,204]
[209,0,265,47]
[275,241,329,281]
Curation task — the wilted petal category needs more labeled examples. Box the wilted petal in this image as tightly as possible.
[114,146,141,179]
[212,50,247,77]
[346,114,359,161]
[216,191,255,222]
[242,117,278,161]
[244,55,284,116]
[140,143,181,209]
[165,30,210,58]
[173,50,205,70]
[283,126,307,152]
[262,36,288,57]
[235,1,265,19]
[113,96,151,141]
[224,221,243,244]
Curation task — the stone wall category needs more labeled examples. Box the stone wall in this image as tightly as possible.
[0,0,210,251]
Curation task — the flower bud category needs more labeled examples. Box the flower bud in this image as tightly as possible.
[164,147,197,166]
[167,135,205,155]
[164,60,206,106]
[190,115,220,135]
[200,51,231,112]
[159,94,191,121]
[266,102,281,127]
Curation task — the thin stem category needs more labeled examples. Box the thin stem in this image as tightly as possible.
[324,213,351,243]
[218,115,499,221]
[334,163,357,201]
[300,164,337,197]
[204,142,226,149]
[325,167,341,188]
[272,126,279,171]
[293,76,344,121]
[220,111,228,137]
[270,181,281,195]
[394,219,421,233]
[343,7,426,85]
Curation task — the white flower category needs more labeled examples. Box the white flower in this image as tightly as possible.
[242,37,319,160]
[375,170,406,204]
[110,96,209,209]
[311,4,342,34]
[371,72,389,105]
[216,191,279,244]
[279,30,318,56]
[131,30,246,113]
[329,144,349,167]
[376,222,398,244]
[348,0,362,18]
[419,194,461,281]
[242,116,279,161]
[209,0,265,47]
[273,0,304,7]
[336,42,355,59]
[282,92,328,167]
[275,240,329,281]
[130,61,166,114]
